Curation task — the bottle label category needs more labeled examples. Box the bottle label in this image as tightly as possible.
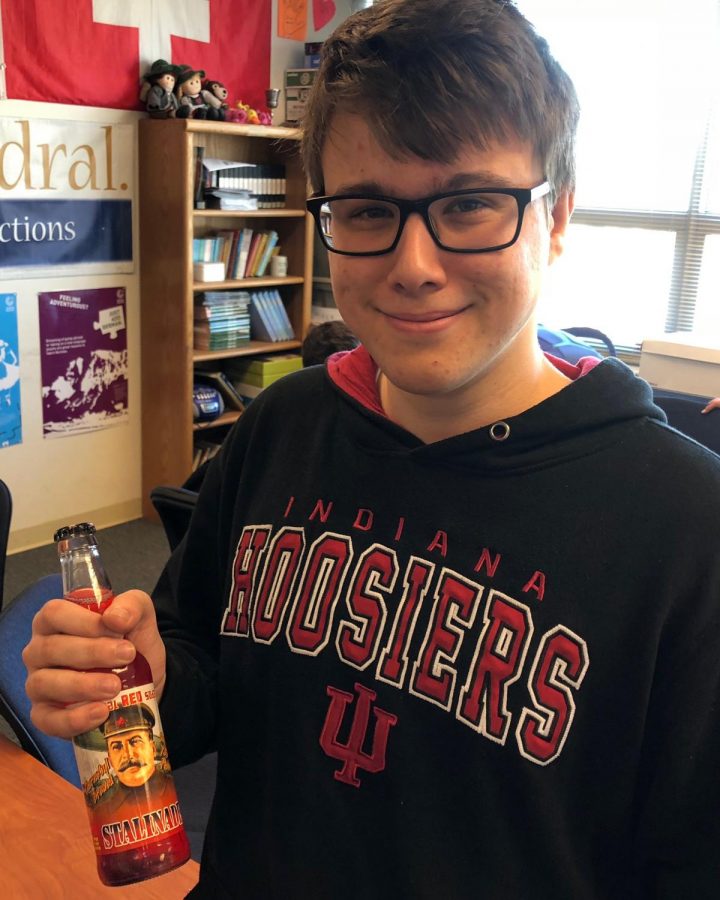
[73,682,185,856]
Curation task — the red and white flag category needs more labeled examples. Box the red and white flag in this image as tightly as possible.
[1,0,271,111]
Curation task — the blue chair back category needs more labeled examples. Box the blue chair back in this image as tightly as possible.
[0,478,12,613]
[0,573,81,787]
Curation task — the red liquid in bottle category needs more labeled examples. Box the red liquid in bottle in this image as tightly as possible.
[67,588,191,886]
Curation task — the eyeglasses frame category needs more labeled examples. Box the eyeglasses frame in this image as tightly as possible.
[306,181,552,257]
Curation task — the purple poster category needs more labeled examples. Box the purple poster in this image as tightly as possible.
[39,287,128,437]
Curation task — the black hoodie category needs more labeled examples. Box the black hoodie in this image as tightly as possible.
[155,348,720,899]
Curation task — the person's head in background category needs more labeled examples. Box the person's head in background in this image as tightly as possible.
[301,320,360,367]
[301,0,579,431]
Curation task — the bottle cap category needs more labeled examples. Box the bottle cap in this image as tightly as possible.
[71,522,96,536]
[53,522,97,543]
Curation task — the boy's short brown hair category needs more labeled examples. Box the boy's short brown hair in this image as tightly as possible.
[301,0,579,201]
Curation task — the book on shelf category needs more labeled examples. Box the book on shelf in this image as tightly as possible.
[198,289,251,302]
[225,230,241,278]
[195,291,251,315]
[226,372,300,402]
[205,189,258,211]
[247,289,295,342]
[230,353,303,377]
[192,437,223,470]
[194,290,251,350]
[227,353,302,388]
[194,330,251,351]
[268,289,294,340]
[193,234,229,263]
[232,228,254,280]
[259,290,286,341]
[226,380,264,405]
[254,230,279,277]
[244,231,266,278]
[202,159,286,209]
[193,146,206,209]
[248,293,278,342]
[195,228,285,281]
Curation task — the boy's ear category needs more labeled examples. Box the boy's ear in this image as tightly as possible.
[548,190,574,263]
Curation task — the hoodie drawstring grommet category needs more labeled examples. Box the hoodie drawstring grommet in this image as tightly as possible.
[489,421,510,442]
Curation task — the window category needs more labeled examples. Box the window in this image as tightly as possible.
[518,0,720,358]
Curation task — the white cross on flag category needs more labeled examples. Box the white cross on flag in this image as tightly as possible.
[1,0,271,111]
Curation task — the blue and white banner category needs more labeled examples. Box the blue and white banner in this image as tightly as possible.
[0,117,134,277]
[0,293,22,448]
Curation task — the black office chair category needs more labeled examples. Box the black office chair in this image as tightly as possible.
[0,477,12,613]
[652,389,720,455]
[149,485,199,553]
[0,573,81,786]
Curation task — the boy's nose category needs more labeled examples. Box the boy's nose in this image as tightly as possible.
[386,212,447,292]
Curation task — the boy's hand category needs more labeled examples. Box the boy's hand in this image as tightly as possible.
[22,589,166,739]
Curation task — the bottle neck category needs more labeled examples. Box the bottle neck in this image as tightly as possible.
[58,536,114,613]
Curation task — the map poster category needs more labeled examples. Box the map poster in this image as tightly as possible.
[0,293,22,448]
[39,287,129,438]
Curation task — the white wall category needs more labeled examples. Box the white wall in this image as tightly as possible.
[0,2,357,554]
[0,101,143,553]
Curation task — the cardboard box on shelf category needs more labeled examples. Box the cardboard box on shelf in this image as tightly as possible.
[284,69,318,124]
[194,262,226,282]
[639,332,720,397]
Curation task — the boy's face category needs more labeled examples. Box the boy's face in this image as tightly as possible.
[322,114,571,407]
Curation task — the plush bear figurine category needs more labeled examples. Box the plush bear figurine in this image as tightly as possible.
[202,79,229,120]
[140,59,180,118]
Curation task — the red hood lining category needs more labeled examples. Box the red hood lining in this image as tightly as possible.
[326,346,601,419]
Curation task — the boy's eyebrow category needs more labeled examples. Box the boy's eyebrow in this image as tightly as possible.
[329,171,520,196]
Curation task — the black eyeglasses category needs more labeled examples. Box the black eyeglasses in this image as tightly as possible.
[306,182,551,256]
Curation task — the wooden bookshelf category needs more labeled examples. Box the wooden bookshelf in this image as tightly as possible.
[138,119,313,518]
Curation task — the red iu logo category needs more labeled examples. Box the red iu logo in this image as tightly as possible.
[319,682,398,788]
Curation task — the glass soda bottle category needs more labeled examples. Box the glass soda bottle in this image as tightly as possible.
[54,522,191,886]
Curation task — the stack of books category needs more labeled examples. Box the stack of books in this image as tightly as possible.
[248,289,295,342]
[204,188,257,211]
[206,162,286,209]
[193,229,282,281]
[228,228,280,280]
[193,234,229,264]
[193,291,251,351]
[226,353,303,402]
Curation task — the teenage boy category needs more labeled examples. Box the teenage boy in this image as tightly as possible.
[23,1,720,897]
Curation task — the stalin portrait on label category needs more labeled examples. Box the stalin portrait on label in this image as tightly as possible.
[93,704,176,818]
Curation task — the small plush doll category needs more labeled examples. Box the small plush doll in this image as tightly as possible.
[202,79,229,120]
[140,59,180,118]
[175,66,222,119]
